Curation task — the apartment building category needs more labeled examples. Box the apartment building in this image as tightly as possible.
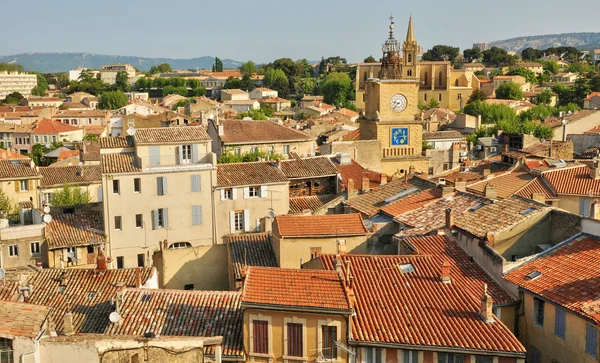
[99,64,136,85]
[100,127,217,269]
[0,71,37,99]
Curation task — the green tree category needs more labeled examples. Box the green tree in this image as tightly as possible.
[271,58,296,78]
[98,91,128,110]
[520,48,544,61]
[463,48,482,62]
[321,72,353,107]
[51,184,92,206]
[418,99,440,111]
[169,77,185,87]
[31,143,48,166]
[263,68,289,97]
[540,60,559,74]
[152,77,170,88]
[4,92,23,104]
[185,79,201,89]
[422,45,460,63]
[134,76,151,90]
[0,63,24,72]
[83,134,99,141]
[114,71,129,92]
[508,67,538,84]
[589,73,600,92]
[536,89,553,105]
[235,109,268,120]
[464,101,519,123]
[495,82,524,100]
[0,188,15,215]
[223,77,242,89]
[214,57,224,72]
[294,59,312,78]
[363,55,377,63]
[193,87,207,96]
[573,76,592,107]
[568,61,593,74]
[172,99,191,110]
[148,63,172,74]
[35,73,49,92]
[483,47,516,67]
[240,61,257,75]
[162,86,188,97]
[467,89,488,104]
[30,85,48,96]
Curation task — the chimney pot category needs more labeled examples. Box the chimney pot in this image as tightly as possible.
[347,179,357,197]
[591,158,600,180]
[380,173,387,186]
[454,178,466,192]
[480,283,495,323]
[441,261,451,284]
[445,208,455,229]
[96,248,107,272]
[361,177,370,193]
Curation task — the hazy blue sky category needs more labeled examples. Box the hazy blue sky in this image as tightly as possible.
[3,0,600,63]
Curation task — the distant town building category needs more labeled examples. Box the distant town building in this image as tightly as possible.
[473,42,489,51]
[68,66,100,82]
[100,64,136,85]
[0,71,38,99]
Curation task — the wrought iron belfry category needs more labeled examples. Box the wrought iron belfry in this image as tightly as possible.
[379,15,402,80]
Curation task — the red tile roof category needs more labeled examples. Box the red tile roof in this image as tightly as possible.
[217,120,313,144]
[585,92,600,101]
[467,171,535,199]
[342,129,360,141]
[332,159,389,192]
[58,149,80,161]
[505,235,600,323]
[319,254,525,355]
[99,136,134,149]
[274,213,368,237]
[0,301,51,338]
[0,159,41,180]
[0,280,18,300]
[381,188,442,217]
[515,177,558,200]
[217,161,288,187]
[345,178,429,217]
[101,152,141,174]
[46,211,105,249]
[242,266,351,311]
[289,194,341,214]
[225,233,278,281]
[39,165,102,187]
[134,126,211,144]
[0,149,28,159]
[280,157,338,179]
[105,289,243,358]
[33,118,81,134]
[542,165,600,196]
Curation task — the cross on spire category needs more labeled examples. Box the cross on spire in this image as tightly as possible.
[389,14,394,23]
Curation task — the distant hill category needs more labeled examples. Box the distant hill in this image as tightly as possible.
[489,32,600,52]
[0,53,244,73]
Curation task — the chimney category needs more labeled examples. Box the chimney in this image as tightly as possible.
[409,165,416,174]
[361,177,370,193]
[502,144,509,153]
[454,178,466,192]
[347,179,358,198]
[531,193,546,204]
[136,267,142,287]
[445,208,455,229]
[486,232,495,247]
[441,261,451,284]
[275,158,281,169]
[217,123,224,136]
[334,255,343,277]
[337,239,347,254]
[483,168,491,177]
[96,248,107,272]
[480,284,495,324]
[591,200,600,220]
[442,186,454,197]
[380,173,387,186]
[484,183,497,199]
[591,159,600,180]
[63,312,75,335]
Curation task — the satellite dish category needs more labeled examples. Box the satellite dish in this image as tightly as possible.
[126,126,137,136]
[43,206,51,214]
[43,214,52,223]
[268,211,275,219]
[109,311,120,323]
[209,113,214,119]
[0,268,5,279]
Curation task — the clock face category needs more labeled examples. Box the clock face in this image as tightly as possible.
[390,93,407,112]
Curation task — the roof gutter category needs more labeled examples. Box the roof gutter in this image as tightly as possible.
[241,302,352,316]
[348,340,526,358]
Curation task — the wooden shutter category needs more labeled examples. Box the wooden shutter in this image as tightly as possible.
[162,208,169,228]
[162,177,167,195]
[253,320,269,354]
[587,324,598,357]
[260,185,267,198]
[149,146,160,165]
[287,323,303,357]
[243,210,250,232]
[14,180,19,192]
[229,211,236,233]
[192,206,202,225]
[555,309,566,339]
[220,189,226,201]
[152,210,158,230]
[192,144,199,163]
[243,187,250,199]
[177,145,183,164]
[232,188,238,200]
[191,175,201,192]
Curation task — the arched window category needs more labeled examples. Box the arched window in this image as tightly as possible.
[424,71,428,85]
[169,242,192,249]
[454,80,459,86]
[407,69,412,77]
[363,71,367,82]
[438,71,443,87]
[408,54,412,63]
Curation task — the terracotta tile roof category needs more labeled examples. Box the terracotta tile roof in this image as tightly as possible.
[505,234,600,323]
[217,161,288,187]
[104,289,243,358]
[54,110,107,118]
[226,233,278,281]
[467,171,534,199]
[319,254,525,355]
[99,135,134,149]
[33,118,80,134]
[274,213,368,237]
[80,140,100,162]
[217,120,314,144]
[133,126,210,145]
[454,196,550,239]
[423,130,463,140]
[542,164,600,196]
[401,235,514,305]
[395,192,491,236]
[342,129,360,141]
[46,211,105,249]
[0,301,51,338]
[542,109,599,128]
[338,108,359,118]
[585,91,600,101]
[58,149,80,161]
[0,148,28,159]
[101,152,141,174]
[242,266,351,311]
[331,159,389,192]
[515,177,558,200]
[0,123,35,133]
[280,157,338,179]
[381,188,442,217]
[345,178,429,217]
[0,159,41,180]
[289,194,341,214]
[437,162,511,184]
[40,165,101,187]
[0,267,155,335]
[82,125,107,136]
[579,146,600,158]
[0,281,18,300]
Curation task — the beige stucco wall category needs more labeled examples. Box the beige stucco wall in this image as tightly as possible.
[221,140,316,158]
[0,178,40,210]
[553,112,600,141]
[41,183,102,205]
[0,236,43,269]
[557,194,589,217]
[354,346,522,363]
[320,140,383,172]
[243,309,349,363]
[520,291,599,363]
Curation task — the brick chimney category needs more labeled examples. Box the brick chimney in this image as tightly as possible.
[480,284,495,324]
[591,200,600,220]
[442,186,454,197]
[380,173,387,186]
[591,159,600,180]
[441,261,451,284]
[96,248,107,272]
[361,177,370,193]
[334,255,343,277]
[337,239,347,254]
[482,168,491,177]
[63,312,75,335]
[484,183,497,200]
[409,165,416,174]
[454,178,466,192]
[445,208,455,229]
[347,179,358,198]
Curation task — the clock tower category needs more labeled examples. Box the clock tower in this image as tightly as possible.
[360,16,429,176]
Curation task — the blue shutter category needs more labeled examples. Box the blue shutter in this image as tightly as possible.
[162,177,167,194]
[192,144,199,163]
[192,206,202,225]
[191,175,201,192]
[156,177,162,195]
[554,309,566,339]
[587,324,598,358]
[152,210,158,230]
[177,145,183,164]
[149,146,160,165]
[97,187,103,202]
[163,208,169,228]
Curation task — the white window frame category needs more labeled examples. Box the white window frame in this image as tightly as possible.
[30,241,40,255]
[19,180,29,191]
[234,211,244,232]
[114,216,122,230]
[248,186,260,198]
[112,179,120,195]
[135,214,143,229]
[223,188,233,200]
[181,144,192,163]
[8,244,18,257]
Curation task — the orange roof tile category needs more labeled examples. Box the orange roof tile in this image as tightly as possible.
[332,159,389,192]
[280,156,338,179]
[381,188,442,217]
[58,149,80,161]
[542,164,600,196]
[226,233,278,281]
[0,301,51,338]
[505,235,600,323]
[217,161,288,187]
[585,92,600,101]
[45,211,105,249]
[318,254,525,355]
[242,266,351,311]
[101,152,141,174]
[342,129,360,141]
[274,213,368,237]
[467,171,535,199]
[33,118,80,134]
[134,126,210,144]
[289,194,341,214]
[515,177,558,200]
[217,120,313,144]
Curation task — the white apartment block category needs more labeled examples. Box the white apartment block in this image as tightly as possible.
[0,71,37,99]
[100,64,136,85]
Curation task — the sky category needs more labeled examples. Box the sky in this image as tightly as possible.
[3,0,600,64]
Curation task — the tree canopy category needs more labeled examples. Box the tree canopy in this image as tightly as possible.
[0,63,25,73]
[4,92,23,104]
[213,57,224,72]
[51,184,92,207]
[495,82,524,100]
[263,69,289,97]
[98,91,129,110]
[422,45,460,63]
[114,71,129,92]
[462,48,482,63]
[364,55,377,63]
[240,61,257,75]
[320,72,353,107]
[148,63,172,74]
[482,47,516,67]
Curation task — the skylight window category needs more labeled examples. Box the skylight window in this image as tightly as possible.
[141,294,152,302]
[384,188,419,204]
[87,291,97,299]
[57,285,66,293]
[469,204,485,212]
[520,208,536,215]
[398,263,416,274]
[525,271,542,280]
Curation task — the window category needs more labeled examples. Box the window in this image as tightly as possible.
[283,144,290,155]
[287,323,303,357]
[181,144,192,163]
[408,54,412,63]
[137,254,144,267]
[43,135,48,143]
[153,208,168,229]
[114,216,122,230]
[363,72,367,82]
[475,357,493,363]
[234,211,244,232]
[438,71,443,86]
[555,308,566,339]
[156,176,167,195]
[192,206,202,225]
[184,284,194,290]
[19,180,29,191]
[116,256,124,269]
[8,244,18,257]
[223,188,233,200]
[529,346,541,363]
[135,214,143,228]
[234,147,241,155]
[149,146,160,165]
[407,69,412,77]
[321,325,337,359]
[30,242,40,255]
[134,178,141,193]
[168,242,192,249]
[437,353,464,363]
[41,192,53,206]
[113,179,120,195]
[424,93,427,101]
[365,347,382,363]
[587,324,598,358]
[191,175,201,192]
[534,297,544,327]
[252,320,269,354]
[402,350,418,363]
[249,186,260,198]
[438,93,442,102]
[0,337,13,363]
